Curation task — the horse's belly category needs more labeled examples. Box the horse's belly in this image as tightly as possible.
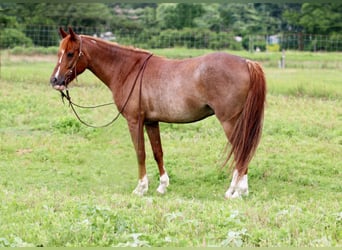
[146,103,214,123]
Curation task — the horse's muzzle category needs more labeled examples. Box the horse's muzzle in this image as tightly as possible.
[50,76,67,91]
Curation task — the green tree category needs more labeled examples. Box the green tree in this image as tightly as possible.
[49,4,112,33]
[142,6,157,27]
[219,4,261,35]
[156,4,177,29]
[194,4,222,32]
[156,3,204,30]
[281,4,303,32]
[175,3,204,29]
[299,3,342,35]
[0,15,19,29]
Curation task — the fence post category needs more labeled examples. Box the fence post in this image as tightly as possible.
[249,35,253,53]
[279,49,285,69]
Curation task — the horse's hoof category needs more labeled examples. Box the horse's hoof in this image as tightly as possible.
[132,189,147,196]
[132,175,148,196]
[224,187,249,199]
[156,173,169,194]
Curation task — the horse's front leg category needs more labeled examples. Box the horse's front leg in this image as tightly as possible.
[128,119,148,196]
[145,122,169,194]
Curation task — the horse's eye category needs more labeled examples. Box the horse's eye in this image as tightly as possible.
[67,52,74,58]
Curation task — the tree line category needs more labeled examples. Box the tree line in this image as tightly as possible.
[1,3,342,50]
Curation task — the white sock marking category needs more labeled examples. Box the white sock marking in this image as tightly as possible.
[132,175,149,196]
[225,169,249,199]
[157,172,169,194]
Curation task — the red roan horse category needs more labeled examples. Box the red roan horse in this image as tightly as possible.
[50,27,266,199]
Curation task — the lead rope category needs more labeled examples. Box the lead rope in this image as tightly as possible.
[60,53,153,128]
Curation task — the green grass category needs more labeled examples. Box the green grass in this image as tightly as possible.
[152,48,342,70]
[0,50,341,247]
[7,46,59,55]
[265,68,342,99]
[3,46,342,69]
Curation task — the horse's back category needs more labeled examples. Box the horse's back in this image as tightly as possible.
[151,52,250,88]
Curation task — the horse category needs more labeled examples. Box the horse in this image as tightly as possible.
[50,27,266,199]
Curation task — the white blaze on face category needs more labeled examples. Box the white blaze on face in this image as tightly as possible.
[54,50,65,79]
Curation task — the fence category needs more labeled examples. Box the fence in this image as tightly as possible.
[2,24,342,52]
[1,25,243,50]
[250,33,342,52]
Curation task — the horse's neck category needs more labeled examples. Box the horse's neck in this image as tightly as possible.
[83,37,145,89]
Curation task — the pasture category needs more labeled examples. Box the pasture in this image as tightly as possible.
[0,49,341,247]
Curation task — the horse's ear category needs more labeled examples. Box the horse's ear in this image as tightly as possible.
[59,27,68,38]
[68,27,77,41]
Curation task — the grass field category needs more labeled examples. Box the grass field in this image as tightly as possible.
[0,49,341,247]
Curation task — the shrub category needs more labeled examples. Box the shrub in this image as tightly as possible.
[267,44,280,52]
[140,28,242,50]
[0,28,33,48]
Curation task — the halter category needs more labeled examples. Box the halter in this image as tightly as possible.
[67,35,84,83]
[60,51,153,128]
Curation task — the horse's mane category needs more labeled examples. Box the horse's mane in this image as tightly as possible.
[80,35,151,55]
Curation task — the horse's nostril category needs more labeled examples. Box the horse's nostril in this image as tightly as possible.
[50,77,57,85]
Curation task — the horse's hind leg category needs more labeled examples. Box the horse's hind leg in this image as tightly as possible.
[225,168,249,199]
[219,119,249,199]
[145,122,169,194]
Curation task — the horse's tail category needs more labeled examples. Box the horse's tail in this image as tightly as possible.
[227,59,266,178]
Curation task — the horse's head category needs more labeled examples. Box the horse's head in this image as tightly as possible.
[50,27,87,91]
